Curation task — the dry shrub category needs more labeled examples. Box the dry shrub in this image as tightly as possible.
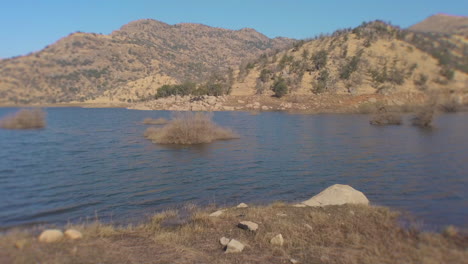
[370,113,402,126]
[142,117,168,125]
[438,99,461,113]
[0,109,46,129]
[412,106,435,127]
[144,112,238,144]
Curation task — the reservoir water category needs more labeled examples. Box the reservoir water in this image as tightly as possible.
[0,108,466,230]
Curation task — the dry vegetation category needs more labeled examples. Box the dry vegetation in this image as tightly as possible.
[142,117,168,125]
[1,204,466,264]
[412,106,436,127]
[370,112,402,126]
[144,112,238,144]
[0,109,46,129]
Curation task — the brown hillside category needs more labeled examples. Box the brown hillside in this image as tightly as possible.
[0,19,293,104]
[409,14,468,35]
[230,21,468,97]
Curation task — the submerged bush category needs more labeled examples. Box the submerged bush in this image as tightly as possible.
[142,117,168,125]
[0,109,46,129]
[144,112,238,144]
[370,113,402,126]
[411,107,435,128]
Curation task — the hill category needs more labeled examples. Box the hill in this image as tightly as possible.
[228,21,467,98]
[0,19,293,104]
[409,14,468,35]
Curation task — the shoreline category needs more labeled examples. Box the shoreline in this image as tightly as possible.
[1,201,466,263]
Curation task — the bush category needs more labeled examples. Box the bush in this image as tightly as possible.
[144,112,238,145]
[0,109,46,129]
[411,107,435,127]
[142,118,168,125]
[271,77,288,98]
[312,50,328,70]
[370,113,402,126]
[340,56,360,80]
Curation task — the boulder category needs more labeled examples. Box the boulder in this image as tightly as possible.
[238,221,258,232]
[38,229,64,243]
[236,203,248,208]
[64,229,83,240]
[225,239,245,253]
[301,184,369,207]
[220,237,230,246]
[270,234,284,246]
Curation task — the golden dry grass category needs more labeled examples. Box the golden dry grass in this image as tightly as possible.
[144,112,238,144]
[0,109,46,129]
[142,117,168,125]
[1,204,466,264]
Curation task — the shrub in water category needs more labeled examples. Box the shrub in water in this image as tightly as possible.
[144,112,238,144]
[411,107,434,128]
[370,113,402,126]
[142,118,168,125]
[0,109,46,129]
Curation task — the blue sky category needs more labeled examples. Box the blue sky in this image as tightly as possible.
[1,0,467,58]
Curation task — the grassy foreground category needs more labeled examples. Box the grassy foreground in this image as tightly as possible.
[0,204,466,264]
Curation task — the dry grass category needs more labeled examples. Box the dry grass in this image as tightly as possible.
[0,109,46,129]
[144,112,238,144]
[370,113,402,126]
[1,204,466,264]
[142,117,168,125]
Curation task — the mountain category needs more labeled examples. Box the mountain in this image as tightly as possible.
[228,21,467,97]
[408,14,468,35]
[0,19,293,104]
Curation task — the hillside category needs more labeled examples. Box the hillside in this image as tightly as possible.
[0,19,293,104]
[409,14,468,35]
[229,21,468,97]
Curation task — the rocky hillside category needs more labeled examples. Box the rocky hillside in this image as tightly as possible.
[409,14,468,35]
[0,19,293,104]
[229,21,468,97]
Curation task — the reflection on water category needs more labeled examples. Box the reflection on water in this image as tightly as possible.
[0,108,467,230]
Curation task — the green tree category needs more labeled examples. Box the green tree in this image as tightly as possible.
[271,77,288,98]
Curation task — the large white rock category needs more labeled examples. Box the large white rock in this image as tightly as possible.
[238,221,258,232]
[225,239,245,253]
[301,184,369,207]
[236,203,248,208]
[38,229,64,243]
[64,229,83,240]
[209,209,226,217]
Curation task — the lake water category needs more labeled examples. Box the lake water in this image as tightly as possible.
[0,108,466,230]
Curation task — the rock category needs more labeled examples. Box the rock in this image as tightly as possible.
[225,239,245,253]
[270,234,284,246]
[38,229,64,243]
[14,239,27,249]
[290,259,299,264]
[237,221,258,232]
[261,105,269,111]
[236,203,248,208]
[292,203,307,207]
[209,209,226,217]
[64,229,83,240]
[301,184,369,207]
[237,100,245,104]
[220,237,230,246]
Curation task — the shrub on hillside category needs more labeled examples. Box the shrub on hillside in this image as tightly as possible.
[0,109,46,129]
[271,77,288,98]
[144,112,238,144]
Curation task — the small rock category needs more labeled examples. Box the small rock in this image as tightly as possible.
[290,259,299,264]
[304,224,313,230]
[225,239,245,253]
[270,234,284,246]
[64,229,83,240]
[238,221,258,232]
[236,203,248,208]
[14,239,27,249]
[220,237,230,246]
[38,229,64,243]
[276,213,287,217]
[209,209,226,217]
[237,100,245,104]
[293,203,307,208]
[261,105,269,111]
